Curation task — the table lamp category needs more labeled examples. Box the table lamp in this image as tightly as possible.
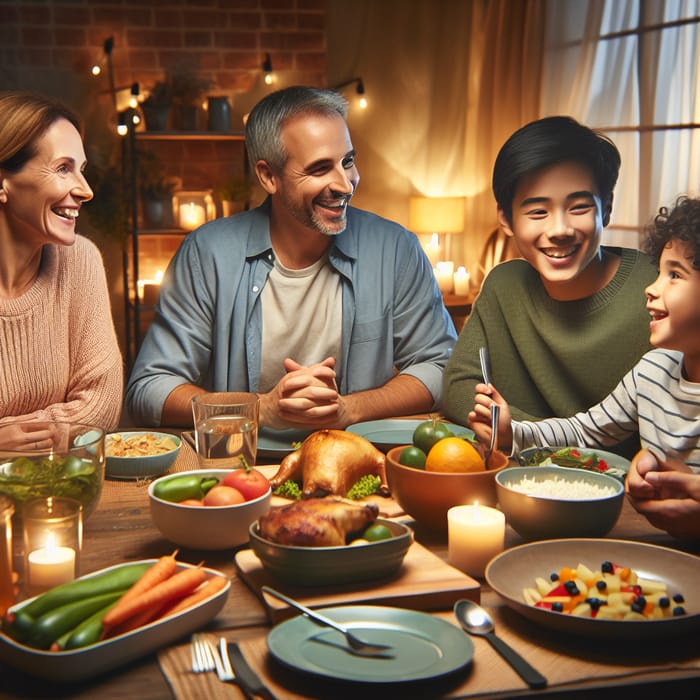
[409,196,465,292]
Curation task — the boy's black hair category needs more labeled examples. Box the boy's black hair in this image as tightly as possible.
[644,196,700,270]
[492,116,621,225]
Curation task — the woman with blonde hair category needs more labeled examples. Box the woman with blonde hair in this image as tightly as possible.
[0,91,123,448]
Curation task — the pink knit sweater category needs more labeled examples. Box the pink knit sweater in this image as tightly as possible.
[0,235,123,432]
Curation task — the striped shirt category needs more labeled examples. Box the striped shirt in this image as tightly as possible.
[512,349,700,471]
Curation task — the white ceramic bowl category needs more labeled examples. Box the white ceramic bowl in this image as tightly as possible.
[496,466,624,540]
[148,469,271,550]
[105,432,181,479]
[249,518,413,586]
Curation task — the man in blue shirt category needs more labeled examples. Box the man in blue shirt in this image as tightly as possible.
[126,86,456,430]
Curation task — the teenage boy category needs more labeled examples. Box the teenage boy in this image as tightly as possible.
[470,196,700,539]
[442,116,656,457]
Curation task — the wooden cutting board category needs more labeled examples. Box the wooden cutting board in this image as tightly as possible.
[234,540,481,624]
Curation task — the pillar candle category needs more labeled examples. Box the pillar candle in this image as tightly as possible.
[435,261,454,293]
[27,533,76,590]
[453,266,470,296]
[179,202,206,230]
[424,233,441,267]
[447,503,505,577]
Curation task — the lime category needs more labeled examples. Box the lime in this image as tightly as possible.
[363,523,393,542]
[398,445,427,469]
[412,420,453,454]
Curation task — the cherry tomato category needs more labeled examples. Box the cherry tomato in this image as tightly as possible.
[202,485,245,506]
[222,467,270,501]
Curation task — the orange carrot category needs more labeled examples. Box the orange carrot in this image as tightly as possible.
[101,566,207,632]
[117,550,179,607]
[101,605,163,639]
[159,575,228,618]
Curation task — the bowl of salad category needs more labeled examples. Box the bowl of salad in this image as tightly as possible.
[0,422,105,520]
[516,446,630,481]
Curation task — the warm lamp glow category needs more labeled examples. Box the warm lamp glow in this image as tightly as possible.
[409,196,465,234]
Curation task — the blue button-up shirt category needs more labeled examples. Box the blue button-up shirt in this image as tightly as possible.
[126,200,457,425]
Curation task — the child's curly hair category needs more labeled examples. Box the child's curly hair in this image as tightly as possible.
[644,196,700,270]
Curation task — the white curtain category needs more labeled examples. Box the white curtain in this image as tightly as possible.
[327,0,545,278]
[540,0,700,248]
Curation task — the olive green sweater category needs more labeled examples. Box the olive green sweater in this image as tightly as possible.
[442,247,655,455]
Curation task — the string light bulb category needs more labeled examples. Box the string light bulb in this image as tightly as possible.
[128,82,140,109]
[332,77,368,110]
[91,36,113,77]
[117,111,128,136]
[262,53,274,85]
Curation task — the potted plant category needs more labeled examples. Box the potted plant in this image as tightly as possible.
[140,80,172,131]
[137,150,179,227]
[216,175,251,217]
[167,64,212,130]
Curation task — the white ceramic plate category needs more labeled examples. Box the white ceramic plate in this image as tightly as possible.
[347,419,474,452]
[517,446,630,481]
[0,560,229,682]
[267,605,473,683]
[486,539,700,640]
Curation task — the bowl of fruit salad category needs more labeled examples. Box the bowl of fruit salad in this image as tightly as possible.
[148,468,271,550]
[486,538,699,639]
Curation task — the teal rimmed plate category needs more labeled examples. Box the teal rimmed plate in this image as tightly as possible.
[267,605,473,683]
[347,419,474,452]
[517,446,629,481]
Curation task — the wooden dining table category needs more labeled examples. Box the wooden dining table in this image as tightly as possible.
[1,435,699,699]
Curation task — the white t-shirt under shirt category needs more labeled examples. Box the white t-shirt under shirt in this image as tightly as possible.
[258,254,342,393]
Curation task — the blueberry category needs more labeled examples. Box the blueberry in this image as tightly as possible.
[552,602,563,613]
[585,597,602,611]
[550,572,559,582]
[658,596,670,608]
[631,597,646,613]
[673,593,685,603]
[596,580,607,591]
[601,561,614,573]
[564,580,580,595]
[673,606,686,616]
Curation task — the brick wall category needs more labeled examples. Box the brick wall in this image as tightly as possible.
[0,0,327,97]
[0,0,328,358]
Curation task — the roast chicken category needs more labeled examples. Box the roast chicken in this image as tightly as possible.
[270,429,389,498]
[258,498,379,547]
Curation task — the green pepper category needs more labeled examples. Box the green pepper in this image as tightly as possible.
[153,474,219,502]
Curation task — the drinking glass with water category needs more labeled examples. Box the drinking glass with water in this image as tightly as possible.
[191,393,259,468]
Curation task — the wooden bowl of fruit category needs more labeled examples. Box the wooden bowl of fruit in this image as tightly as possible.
[385,420,509,532]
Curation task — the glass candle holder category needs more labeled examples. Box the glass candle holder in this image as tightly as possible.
[23,497,83,595]
[0,495,14,616]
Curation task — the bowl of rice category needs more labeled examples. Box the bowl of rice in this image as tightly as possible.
[496,466,624,541]
[105,431,181,479]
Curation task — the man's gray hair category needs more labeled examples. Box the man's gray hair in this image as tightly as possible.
[245,86,348,173]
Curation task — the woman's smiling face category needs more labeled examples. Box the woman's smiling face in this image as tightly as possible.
[1,117,92,248]
[498,160,610,299]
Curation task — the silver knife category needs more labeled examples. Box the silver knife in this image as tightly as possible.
[225,641,278,700]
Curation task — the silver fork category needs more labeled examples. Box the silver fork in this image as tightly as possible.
[479,346,498,462]
[261,586,393,656]
[190,633,216,674]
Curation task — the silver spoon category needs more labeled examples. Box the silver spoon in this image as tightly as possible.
[454,599,547,690]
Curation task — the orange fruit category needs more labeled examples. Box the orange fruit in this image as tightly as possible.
[425,437,485,473]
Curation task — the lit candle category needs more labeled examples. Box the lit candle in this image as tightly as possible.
[453,266,470,296]
[27,532,76,590]
[447,503,505,578]
[424,233,441,267]
[179,202,206,230]
[434,261,454,293]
